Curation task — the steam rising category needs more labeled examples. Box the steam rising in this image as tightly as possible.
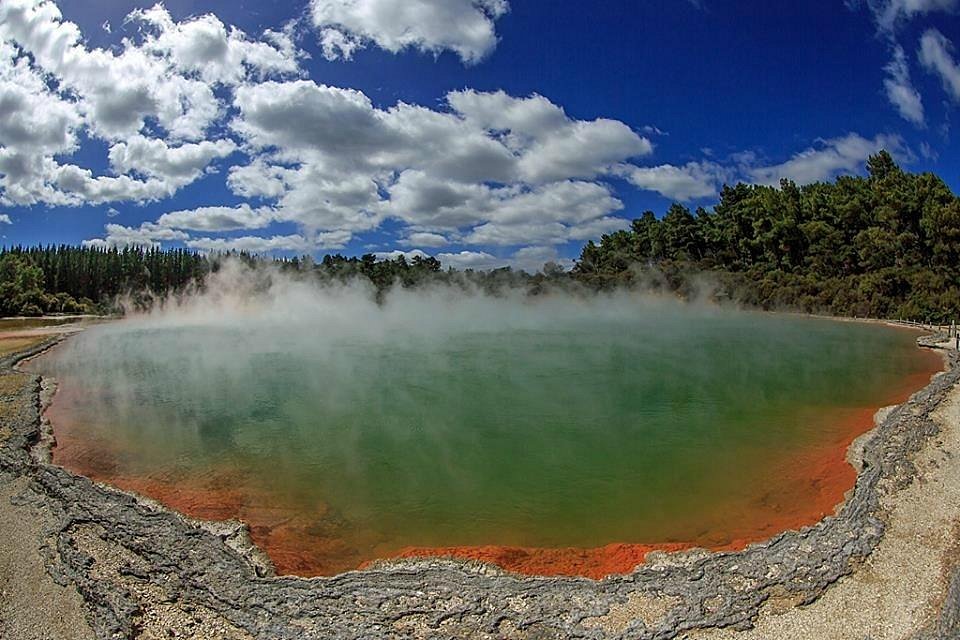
[34,262,932,573]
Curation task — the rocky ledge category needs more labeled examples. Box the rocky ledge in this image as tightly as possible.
[0,335,957,639]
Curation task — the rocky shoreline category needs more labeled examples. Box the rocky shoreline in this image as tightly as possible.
[0,332,958,639]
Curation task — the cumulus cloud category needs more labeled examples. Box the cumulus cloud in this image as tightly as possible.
[0,214,12,224]
[434,246,571,273]
[107,136,237,185]
[186,231,350,254]
[310,0,509,63]
[385,173,627,245]
[0,42,80,154]
[748,133,908,185]
[373,249,431,262]
[0,0,297,208]
[129,4,299,85]
[403,232,449,248]
[4,0,914,268]
[0,0,214,140]
[617,161,725,201]
[447,90,653,183]
[227,82,649,246]
[0,2,684,258]
[508,246,573,273]
[884,44,926,125]
[156,204,277,232]
[82,222,189,249]
[463,216,630,246]
[0,39,82,205]
[52,164,174,205]
[919,28,960,101]
[434,250,501,270]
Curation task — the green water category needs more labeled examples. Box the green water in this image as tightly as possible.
[35,299,934,569]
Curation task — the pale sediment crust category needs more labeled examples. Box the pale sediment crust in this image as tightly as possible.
[0,333,958,639]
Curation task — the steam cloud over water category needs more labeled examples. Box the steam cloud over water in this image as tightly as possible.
[34,264,938,575]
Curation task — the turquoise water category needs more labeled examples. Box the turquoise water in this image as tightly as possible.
[33,298,936,574]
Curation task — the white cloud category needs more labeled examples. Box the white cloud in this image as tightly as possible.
[373,249,431,261]
[385,173,625,243]
[883,44,925,125]
[107,136,237,185]
[435,250,501,270]
[0,0,217,140]
[9,0,911,265]
[231,84,650,189]
[231,83,519,184]
[0,42,80,155]
[748,133,908,185]
[185,234,311,253]
[52,163,175,205]
[447,90,653,183]
[232,80,400,163]
[862,0,958,32]
[309,0,509,64]
[516,119,652,184]
[0,214,11,224]
[268,164,384,233]
[0,38,83,205]
[851,1,954,123]
[618,161,725,200]
[1,1,649,257]
[435,246,572,273]
[157,204,277,232]
[919,29,960,101]
[129,5,299,85]
[0,0,291,208]
[509,245,573,273]
[463,216,629,247]
[317,27,361,61]
[82,222,189,249]
[403,232,449,247]
[446,89,569,137]
[186,231,350,254]
[228,82,646,245]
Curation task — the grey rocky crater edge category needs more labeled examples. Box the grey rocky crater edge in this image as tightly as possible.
[0,335,958,639]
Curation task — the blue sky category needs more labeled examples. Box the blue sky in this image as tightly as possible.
[0,0,959,271]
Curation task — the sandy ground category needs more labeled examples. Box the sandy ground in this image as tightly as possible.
[0,472,94,639]
[0,317,95,356]
[689,343,960,640]
[0,325,97,639]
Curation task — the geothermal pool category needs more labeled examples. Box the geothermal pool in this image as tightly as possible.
[30,295,941,578]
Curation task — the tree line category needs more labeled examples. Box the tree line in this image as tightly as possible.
[0,245,564,316]
[572,151,960,322]
[1,151,958,320]
[0,246,209,316]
